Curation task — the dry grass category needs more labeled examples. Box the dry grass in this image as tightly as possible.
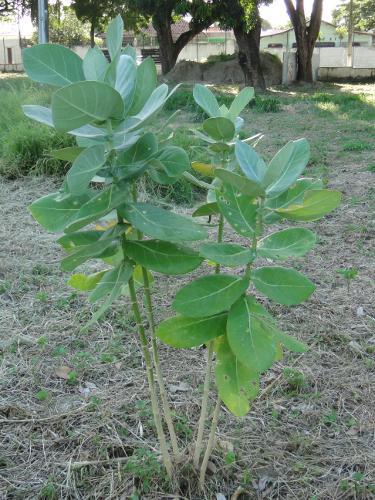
[0,83,374,499]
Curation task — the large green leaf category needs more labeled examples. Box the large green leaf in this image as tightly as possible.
[217,185,257,237]
[89,260,132,302]
[65,183,129,233]
[50,146,85,162]
[23,104,54,127]
[272,329,308,353]
[68,270,107,291]
[227,87,254,121]
[227,296,276,373]
[29,192,91,232]
[235,140,266,184]
[115,55,137,112]
[193,84,221,117]
[276,189,342,221]
[252,266,315,305]
[192,202,219,217]
[61,238,117,272]
[263,177,323,224]
[23,44,84,87]
[83,47,108,80]
[203,117,235,142]
[122,45,137,60]
[172,274,249,318]
[121,203,207,242]
[156,313,227,348]
[86,259,133,326]
[128,57,157,115]
[156,146,190,177]
[215,335,259,417]
[106,15,124,60]
[123,240,203,275]
[200,242,254,267]
[257,228,316,260]
[57,229,103,250]
[52,81,124,132]
[215,168,265,198]
[67,145,106,195]
[117,132,157,166]
[262,139,310,198]
[132,84,169,125]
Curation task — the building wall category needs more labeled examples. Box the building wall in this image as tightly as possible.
[260,22,373,50]
[177,39,236,63]
[0,37,23,71]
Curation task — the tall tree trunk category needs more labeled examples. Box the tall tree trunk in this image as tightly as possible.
[90,22,95,48]
[153,10,213,75]
[153,15,177,75]
[284,0,323,83]
[233,18,265,89]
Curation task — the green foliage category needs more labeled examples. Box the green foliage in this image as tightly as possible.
[206,53,236,64]
[332,0,375,32]
[24,24,342,482]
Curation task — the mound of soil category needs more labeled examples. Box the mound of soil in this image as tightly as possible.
[166,53,282,87]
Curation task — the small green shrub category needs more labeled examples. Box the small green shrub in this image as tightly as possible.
[249,96,281,113]
[206,53,236,64]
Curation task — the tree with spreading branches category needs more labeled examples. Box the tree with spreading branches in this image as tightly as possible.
[125,0,214,74]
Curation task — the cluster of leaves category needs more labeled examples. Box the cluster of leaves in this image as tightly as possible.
[23,16,203,325]
[156,84,342,416]
[332,0,375,32]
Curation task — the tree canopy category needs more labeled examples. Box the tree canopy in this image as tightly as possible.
[332,0,375,32]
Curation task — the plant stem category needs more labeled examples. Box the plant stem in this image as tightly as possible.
[199,396,221,488]
[193,341,214,468]
[215,213,224,273]
[141,266,180,458]
[128,277,173,478]
[130,183,179,457]
[193,212,224,467]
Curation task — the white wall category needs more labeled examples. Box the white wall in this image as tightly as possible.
[0,37,23,71]
[177,39,236,62]
[318,46,375,68]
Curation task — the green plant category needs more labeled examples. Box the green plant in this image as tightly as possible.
[36,389,50,401]
[336,267,358,291]
[24,17,342,490]
[156,83,341,486]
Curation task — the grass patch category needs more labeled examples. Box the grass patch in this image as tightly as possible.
[310,91,375,120]
[165,88,281,118]
[341,140,374,152]
[0,77,74,178]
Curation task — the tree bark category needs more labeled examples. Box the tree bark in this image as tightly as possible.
[284,0,323,83]
[233,16,265,89]
[90,22,95,48]
[152,10,213,75]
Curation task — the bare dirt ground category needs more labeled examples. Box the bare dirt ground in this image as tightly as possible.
[0,83,374,499]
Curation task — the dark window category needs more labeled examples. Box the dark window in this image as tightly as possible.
[315,42,335,47]
[292,42,297,48]
[268,43,283,48]
[352,42,360,46]
[7,47,12,64]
